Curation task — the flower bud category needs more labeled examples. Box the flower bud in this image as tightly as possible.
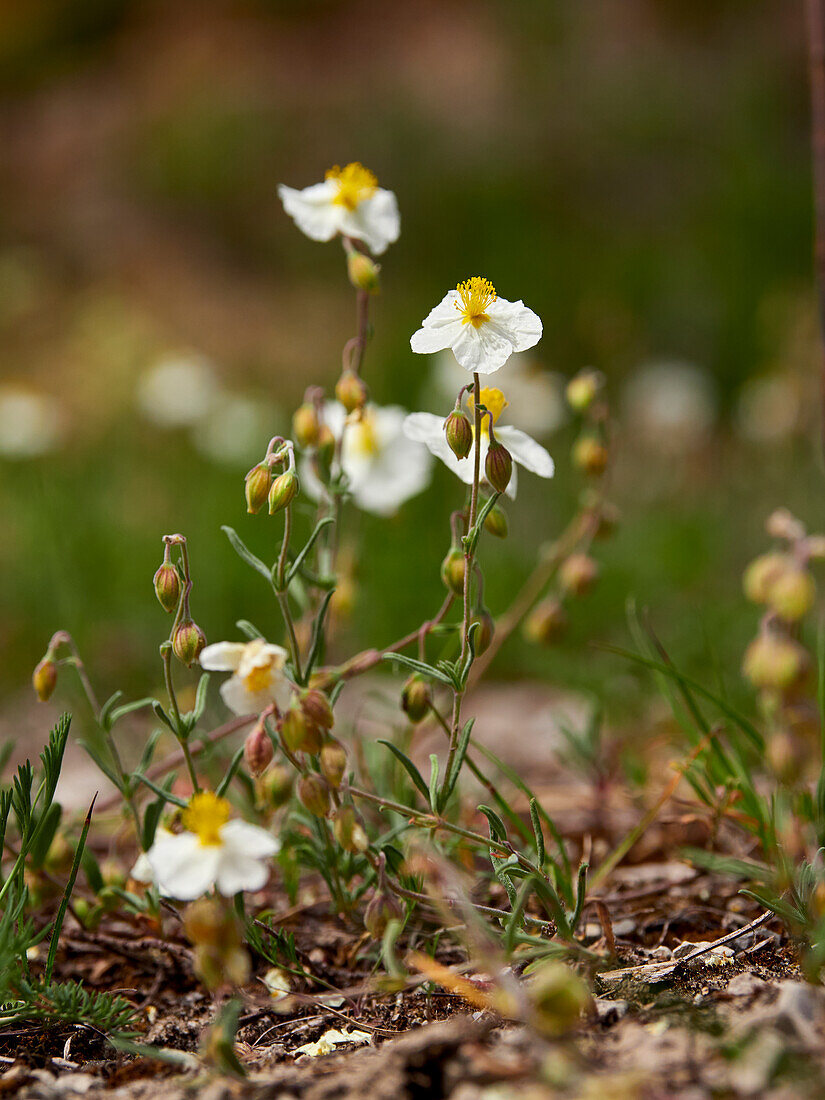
[244,719,274,777]
[293,402,321,448]
[315,424,336,481]
[566,369,603,413]
[441,547,466,595]
[281,705,322,755]
[742,552,790,604]
[528,961,590,1038]
[347,251,380,293]
[401,675,432,723]
[767,568,816,623]
[483,504,508,539]
[766,729,803,785]
[32,656,57,702]
[444,410,473,460]
[572,435,608,476]
[335,371,368,414]
[524,599,568,645]
[320,739,347,787]
[333,806,369,853]
[268,470,299,515]
[261,764,293,809]
[742,633,809,692]
[485,440,512,494]
[766,508,805,543]
[298,773,330,817]
[559,553,599,597]
[245,463,272,515]
[184,897,227,949]
[364,890,403,938]
[474,609,495,655]
[153,562,181,613]
[300,689,334,730]
[172,619,206,667]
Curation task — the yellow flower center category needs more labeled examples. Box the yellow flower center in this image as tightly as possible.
[244,662,274,694]
[326,163,378,212]
[455,277,497,328]
[468,387,508,436]
[182,791,231,847]
[348,411,379,457]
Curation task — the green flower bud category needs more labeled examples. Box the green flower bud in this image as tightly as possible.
[293,402,320,448]
[244,719,274,777]
[742,633,808,692]
[559,553,599,597]
[572,435,608,476]
[268,470,299,514]
[315,424,336,482]
[320,738,347,787]
[32,656,57,702]
[172,620,206,667]
[483,503,508,538]
[281,705,322,755]
[364,890,403,938]
[767,568,816,623]
[444,410,473,460]
[261,764,293,809]
[742,552,791,604]
[300,688,334,730]
[528,960,590,1038]
[485,440,512,494]
[335,370,368,414]
[333,806,369,853]
[441,547,466,595]
[153,562,181,613]
[474,609,495,655]
[245,462,272,515]
[565,369,603,413]
[298,774,330,817]
[401,675,432,723]
[347,251,381,293]
[524,599,568,645]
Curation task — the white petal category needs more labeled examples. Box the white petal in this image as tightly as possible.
[147,833,220,900]
[496,426,555,478]
[129,852,154,884]
[200,642,246,672]
[340,189,400,255]
[215,852,271,896]
[351,442,432,515]
[486,299,543,353]
[222,819,281,858]
[410,292,465,355]
[278,182,342,242]
[450,322,514,375]
[403,412,448,448]
[219,675,258,716]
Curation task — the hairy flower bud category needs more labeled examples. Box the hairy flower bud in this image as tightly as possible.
[347,251,381,293]
[401,675,432,723]
[298,774,330,817]
[335,371,368,414]
[742,552,790,604]
[441,547,466,595]
[173,619,206,667]
[269,470,299,515]
[153,562,181,613]
[262,764,293,809]
[572,435,608,477]
[485,440,512,494]
[524,599,568,645]
[320,739,347,787]
[244,719,274,777]
[444,410,473,460]
[32,656,57,702]
[364,890,403,938]
[245,462,272,515]
[742,633,809,692]
[333,806,369,853]
[483,503,508,539]
[559,553,599,597]
[281,705,322,755]
[300,689,334,730]
[293,402,321,448]
[767,567,816,623]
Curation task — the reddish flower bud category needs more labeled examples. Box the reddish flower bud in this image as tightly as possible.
[244,719,274,777]
[364,890,403,938]
[559,553,599,597]
[485,440,512,494]
[444,410,473,460]
[524,599,568,646]
[572,435,608,476]
[298,774,330,817]
[300,689,334,730]
[153,562,181,613]
[172,620,206,667]
[320,739,347,787]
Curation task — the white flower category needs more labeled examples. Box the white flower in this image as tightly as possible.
[137,352,220,427]
[262,967,292,1002]
[411,277,542,375]
[303,402,432,516]
[200,638,292,715]
[144,791,279,900]
[294,1028,372,1057]
[0,386,63,459]
[403,386,554,500]
[622,360,717,455]
[192,393,282,468]
[278,162,400,255]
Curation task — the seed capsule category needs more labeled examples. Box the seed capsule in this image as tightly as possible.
[742,552,790,604]
[268,470,299,514]
[244,719,274,777]
[401,675,432,723]
[524,599,568,646]
[281,705,322,755]
[153,562,181,613]
[565,369,603,413]
[300,689,334,730]
[483,504,508,538]
[441,548,466,595]
[485,440,512,493]
[444,410,473,460]
[333,806,368,853]
[320,739,347,787]
[742,633,809,692]
[767,568,815,623]
[364,890,403,938]
[172,620,206,667]
[261,765,293,808]
[298,774,330,817]
[572,435,608,476]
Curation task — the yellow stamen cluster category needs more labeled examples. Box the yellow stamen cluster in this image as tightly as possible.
[455,277,497,328]
[244,661,274,694]
[348,411,379,457]
[326,163,378,211]
[182,791,231,847]
[469,387,509,426]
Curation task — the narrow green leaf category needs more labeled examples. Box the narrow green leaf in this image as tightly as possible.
[108,697,155,727]
[304,589,336,680]
[237,619,264,640]
[98,691,124,732]
[134,773,187,808]
[570,862,588,931]
[530,798,545,867]
[428,754,440,813]
[378,740,430,805]
[29,802,62,869]
[46,794,95,983]
[381,652,454,686]
[286,516,335,586]
[216,746,245,797]
[152,701,175,731]
[440,718,474,810]
[222,526,271,580]
[503,876,535,954]
[191,673,211,724]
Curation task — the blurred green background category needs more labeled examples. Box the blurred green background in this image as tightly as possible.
[1,0,821,716]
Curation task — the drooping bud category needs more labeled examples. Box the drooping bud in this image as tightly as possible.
[320,739,347,787]
[293,402,321,448]
[524,599,568,645]
[559,553,599,597]
[268,470,299,515]
[742,632,809,692]
[742,552,791,604]
[528,960,590,1038]
[767,567,816,623]
[347,251,381,293]
[172,620,206,667]
[572,435,608,476]
[153,561,181,613]
[485,440,513,494]
[401,675,432,723]
[483,503,508,539]
[335,370,368,414]
[364,890,403,938]
[244,719,274,777]
[32,656,58,702]
[444,410,473,460]
[281,705,322,755]
[245,463,272,514]
[261,764,293,809]
[333,806,369,853]
[565,369,603,413]
[300,689,334,730]
[474,609,495,655]
[298,773,330,817]
[441,547,466,595]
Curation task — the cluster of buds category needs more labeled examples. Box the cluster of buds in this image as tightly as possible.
[292,387,336,486]
[184,898,249,990]
[245,436,300,517]
[153,535,206,668]
[523,550,600,648]
[567,368,609,477]
[363,853,403,937]
[278,688,343,820]
[742,509,823,779]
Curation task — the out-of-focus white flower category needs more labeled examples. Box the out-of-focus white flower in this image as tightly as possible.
[734,375,804,444]
[411,277,542,375]
[192,394,281,467]
[295,1028,372,1057]
[431,350,565,439]
[621,360,717,454]
[200,638,292,715]
[144,791,279,900]
[0,386,63,459]
[303,402,432,516]
[403,386,553,500]
[137,352,220,427]
[279,163,400,255]
[130,829,173,883]
[263,967,292,1002]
